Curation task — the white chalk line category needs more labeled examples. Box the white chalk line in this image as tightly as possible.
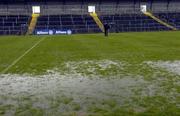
[1,37,46,74]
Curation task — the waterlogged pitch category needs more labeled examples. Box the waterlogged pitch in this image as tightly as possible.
[0,32,180,115]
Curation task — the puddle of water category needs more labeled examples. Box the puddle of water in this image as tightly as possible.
[146,61,180,75]
[0,60,179,114]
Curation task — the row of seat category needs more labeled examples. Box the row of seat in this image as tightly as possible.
[156,13,180,29]
[0,13,180,35]
[35,13,179,34]
[0,15,29,35]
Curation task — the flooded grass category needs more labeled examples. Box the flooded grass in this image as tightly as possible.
[0,60,179,115]
[0,32,180,115]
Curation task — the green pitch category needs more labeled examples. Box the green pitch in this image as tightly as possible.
[0,32,180,115]
[1,31,180,74]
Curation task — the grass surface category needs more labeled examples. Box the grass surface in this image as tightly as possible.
[0,31,180,116]
[0,31,180,74]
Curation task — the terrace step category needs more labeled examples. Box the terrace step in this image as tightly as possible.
[27,13,40,35]
[143,12,177,31]
[90,12,104,32]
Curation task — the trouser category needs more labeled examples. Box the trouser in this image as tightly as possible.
[104,30,108,37]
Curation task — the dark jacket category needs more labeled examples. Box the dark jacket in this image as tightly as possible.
[104,24,110,31]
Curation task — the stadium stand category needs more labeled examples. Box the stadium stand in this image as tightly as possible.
[157,13,180,29]
[0,15,29,35]
[0,0,179,35]
[36,15,101,33]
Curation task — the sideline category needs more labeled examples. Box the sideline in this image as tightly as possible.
[1,37,46,74]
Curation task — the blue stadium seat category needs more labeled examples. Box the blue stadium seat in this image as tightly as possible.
[0,15,29,35]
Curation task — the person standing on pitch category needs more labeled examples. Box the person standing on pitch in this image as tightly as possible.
[104,23,110,37]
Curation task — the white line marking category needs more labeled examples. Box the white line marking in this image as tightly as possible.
[1,37,45,74]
